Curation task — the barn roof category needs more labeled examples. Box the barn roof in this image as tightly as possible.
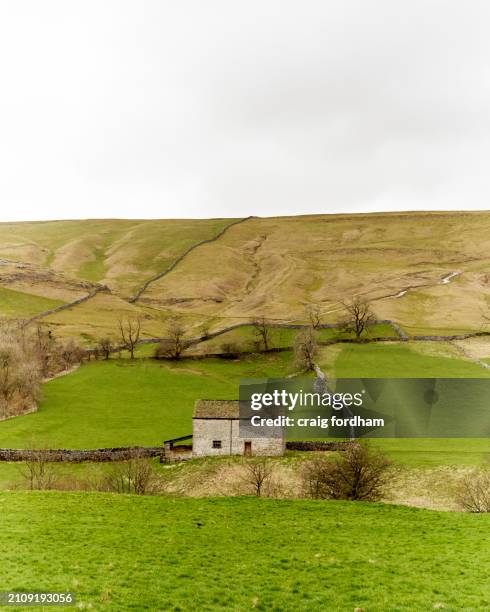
[193,399,240,419]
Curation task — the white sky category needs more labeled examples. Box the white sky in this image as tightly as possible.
[0,1,489,221]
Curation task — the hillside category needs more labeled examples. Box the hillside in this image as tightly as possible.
[0,212,489,342]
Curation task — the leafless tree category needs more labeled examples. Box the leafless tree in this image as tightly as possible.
[294,327,318,372]
[251,317,272,352]
[19,453,58,490]
[154,318,189,360]
[17,439,58,491]
[306,305,322,329]
[97,337,113,360]
[302,443,394,501]
[242,458,274,497]
[118,317,141,359]
[342,297,376,340]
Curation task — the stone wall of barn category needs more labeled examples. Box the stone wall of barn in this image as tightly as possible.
[192,418,284,457]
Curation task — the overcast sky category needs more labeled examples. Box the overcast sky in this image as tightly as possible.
[0,1,489,221]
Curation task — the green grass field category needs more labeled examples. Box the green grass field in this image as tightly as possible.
[0,344,488,469]
[0,492,488,611]
[0,286,65,318]
[0,353,292,449]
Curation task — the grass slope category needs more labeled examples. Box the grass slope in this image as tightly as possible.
[328,342,490,378]
[0,218,235,296]
[0,286,65,318]
[0,492,488,611]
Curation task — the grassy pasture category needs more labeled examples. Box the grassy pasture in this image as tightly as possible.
[0,344,488,467]
[0,353,292,449]
[327,342,490,378]
[0,492,489,610]
[0,286,65,318]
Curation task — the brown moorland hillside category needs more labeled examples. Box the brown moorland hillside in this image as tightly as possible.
[0,212,488,342]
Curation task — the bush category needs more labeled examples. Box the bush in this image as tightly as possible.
[241,458,274,497]
[154,318,190,360]
[220,342,239,358]
[18,450,58,490]
[457,468,490,512]
[302,443,394,501]
[98,456,164,495]
[0,323,42,417]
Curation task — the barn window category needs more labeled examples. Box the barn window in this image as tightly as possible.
[212,440,222,449]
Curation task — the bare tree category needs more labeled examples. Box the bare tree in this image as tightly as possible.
[19,453,58,490]
[301,443,394,501]
[306,305,322,329]
[118,317,141,359]
[342,297,376,340]
[294,327,318,372]
[154,318,189,360]
[251,317,272,352]
[17,439,58,491]
[97,337,113,360]
[242,458,274,497]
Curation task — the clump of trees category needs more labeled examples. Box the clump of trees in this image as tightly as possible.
[0,322,82,419]
[342,297,376,340]
[302,443,394,501]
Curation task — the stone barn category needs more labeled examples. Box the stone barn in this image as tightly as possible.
[192,399,285,457]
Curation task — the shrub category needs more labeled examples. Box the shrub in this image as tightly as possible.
[154,318,190,360]
[220,342,239,358]
[99,456,164,495]
[457,468,490,512]
[301,443,394,501]
[0,323,42,417]
[241,458,274,497]
[18,451,58,490]
[97,338,113,360]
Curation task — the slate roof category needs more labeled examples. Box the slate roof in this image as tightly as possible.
[193,400,240,419]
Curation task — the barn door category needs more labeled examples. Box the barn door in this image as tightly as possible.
[244,441,252,456]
